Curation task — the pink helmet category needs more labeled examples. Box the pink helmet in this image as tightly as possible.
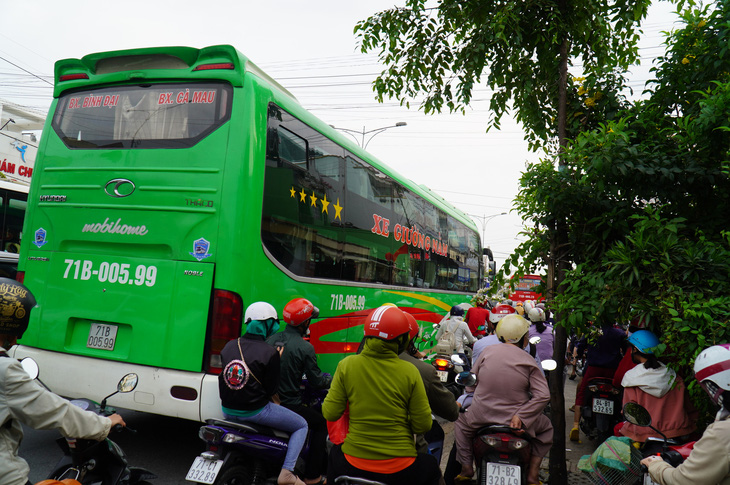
[694,343,730,405]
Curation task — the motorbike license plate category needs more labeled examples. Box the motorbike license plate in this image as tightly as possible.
[592,397,614,415]
[87,323,118,351]
[436,370,448,382]
[185,456,223,484]
[485,462,520,485]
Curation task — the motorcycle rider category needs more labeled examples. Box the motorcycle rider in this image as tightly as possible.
[618,329,696,443]
[266,298,331,485]
[454,314,552,485]
[527,307,554,363]
[465,294,489,339]
[400,312,460,453]
[219,302,308,485]
[642,343,730,484]
[570,319,625,441]
[323,305,440,485]
[0,278,125,485]
[435,306,475,367]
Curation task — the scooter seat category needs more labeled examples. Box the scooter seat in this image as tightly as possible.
[206,418,291,439]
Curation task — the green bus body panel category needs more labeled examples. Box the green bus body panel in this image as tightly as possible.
[22,254,213,371]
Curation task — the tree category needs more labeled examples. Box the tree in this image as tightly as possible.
[511,0,730,426]
[356,1,653,480]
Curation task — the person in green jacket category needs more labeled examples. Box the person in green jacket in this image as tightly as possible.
[267,298,331,485]
[322,305,442,485]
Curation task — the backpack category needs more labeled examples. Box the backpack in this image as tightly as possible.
[435,320,457,355]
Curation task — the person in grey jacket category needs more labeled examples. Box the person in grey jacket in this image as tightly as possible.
[642,343,730,485]
[0,278,124,485]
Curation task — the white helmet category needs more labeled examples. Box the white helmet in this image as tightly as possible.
[524,300,534,314]
[244,301,278,323]
[694,344,730,405]
[528,307,545,323]
[496,314,530,344]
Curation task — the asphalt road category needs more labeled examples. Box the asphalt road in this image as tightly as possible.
[21,409,204,484]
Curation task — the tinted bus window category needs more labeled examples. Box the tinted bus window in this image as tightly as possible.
[262,103,480,292]
[52,83,232,149]
[0,189,26,253]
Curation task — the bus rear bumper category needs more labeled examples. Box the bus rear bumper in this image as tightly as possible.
[11,345,224,422]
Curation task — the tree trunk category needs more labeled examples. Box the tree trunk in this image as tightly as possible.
[548,6,571,482]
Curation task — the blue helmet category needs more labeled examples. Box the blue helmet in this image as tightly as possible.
[450,305,465,317]
[627,329,660,355]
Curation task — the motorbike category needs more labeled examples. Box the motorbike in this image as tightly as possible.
[19,358,157,485]
[622,402,695,485]
[431,353,468,400]
[579,376,623,442]
[187,379,327,485]
[333,477,386,485]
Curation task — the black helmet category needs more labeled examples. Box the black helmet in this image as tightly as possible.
[0,278,36,337]
[450,305,465,317]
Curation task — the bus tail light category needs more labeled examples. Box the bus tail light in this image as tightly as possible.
[16,271,24,283]
[193,63,235,71]
[206,290,243,374]
[59,73,90,82]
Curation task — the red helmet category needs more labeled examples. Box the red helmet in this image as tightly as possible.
[489,304,516,324]
[404,312,419,340]
[282,298,319,326]
[363,306,410,341]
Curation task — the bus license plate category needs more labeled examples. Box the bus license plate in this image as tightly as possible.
[486,462,520,485]
[592,398,614,415]
[87,323,118,351]
[436,370,448,382]
[185,456,223,484]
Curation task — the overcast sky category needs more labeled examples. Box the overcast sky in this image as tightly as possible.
[0,0,681,270]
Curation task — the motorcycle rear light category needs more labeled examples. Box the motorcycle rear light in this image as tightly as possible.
[433,358,452,369]
[223,433,246,444]
[588,385,598,392]
[508,438,529,450]
[480,435,501,447]
[199,426,223,443]
[205,289,243,374]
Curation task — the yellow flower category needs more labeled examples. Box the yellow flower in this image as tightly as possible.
[594,91,603,100]
[585,97,596,107]
[578,86,587,95]
[682,57,690,65]
[698,20,707,28]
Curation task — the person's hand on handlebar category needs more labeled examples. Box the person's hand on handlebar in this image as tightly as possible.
[109,413,126,429]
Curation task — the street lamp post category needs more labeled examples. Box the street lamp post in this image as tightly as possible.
[330,122,407,149]
[474,212,508,247]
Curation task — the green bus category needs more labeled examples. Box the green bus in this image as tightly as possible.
[13,45,482,421]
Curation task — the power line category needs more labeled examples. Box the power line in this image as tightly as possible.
[0,56,52,86]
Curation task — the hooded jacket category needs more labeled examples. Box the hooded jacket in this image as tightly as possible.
[322,337,432,460]
[1,347,111,485]
[621,363,696,441]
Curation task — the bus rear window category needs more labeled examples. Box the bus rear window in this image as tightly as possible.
[52,83,232,149]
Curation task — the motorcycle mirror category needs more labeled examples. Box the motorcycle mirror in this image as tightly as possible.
[623,402,652,427]
[118,373,139,393]
[20,357,39,380]
[451,354,466,366]
[541,359,557,371]
[455,371,477,387]
[529,336,541,345]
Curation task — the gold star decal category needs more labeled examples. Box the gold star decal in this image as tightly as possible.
[333,198,343,221]
[290,187,296,198]
[310,191,318,207]
[321,194,330,214]
[299,188,307,202]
